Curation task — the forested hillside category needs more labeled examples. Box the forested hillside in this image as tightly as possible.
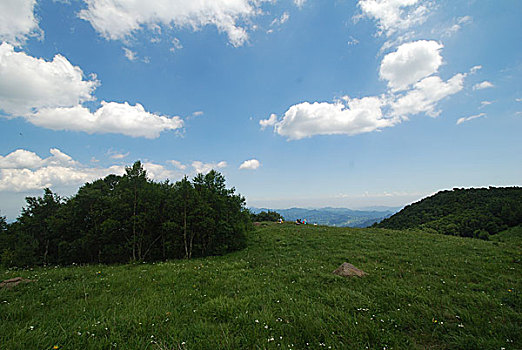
[375,187,522,239]
[0,162,250,267]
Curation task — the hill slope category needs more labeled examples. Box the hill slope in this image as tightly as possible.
[375,187,522,238]
[1,224,520,349]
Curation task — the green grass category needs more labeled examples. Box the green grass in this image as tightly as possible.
[1,223,520,349]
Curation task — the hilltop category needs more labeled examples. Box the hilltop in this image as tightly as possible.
[1,223,519,349]
[375,187,522,239]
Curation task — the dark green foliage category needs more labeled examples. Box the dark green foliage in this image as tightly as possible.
[375,187,522,238]
[251,210,283,222]
[1,162,250,266]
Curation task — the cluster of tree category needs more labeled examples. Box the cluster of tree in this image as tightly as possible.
[0,162,251,267]
[374,187,522,239]
[251,210,283,222]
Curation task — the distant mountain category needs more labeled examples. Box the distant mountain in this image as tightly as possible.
[375,187,522,239]
[249,207,398,228]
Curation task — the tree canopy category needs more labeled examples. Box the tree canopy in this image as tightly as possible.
[251,210,283,222]
[374,187,522,239]
[0,162,250,267]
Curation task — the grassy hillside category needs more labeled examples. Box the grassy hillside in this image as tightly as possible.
[1,224,520,349]
[375,187,522,239]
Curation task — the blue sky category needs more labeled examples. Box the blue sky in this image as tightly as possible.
[0,0,521,220]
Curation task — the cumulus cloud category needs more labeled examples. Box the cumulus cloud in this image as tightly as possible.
[380,40,443,91]
[30,102,183,138]
[456,112,485,125]
[168,160,187,171]
[0,43,182,138]
[239,159,261,170]
[192,161,227,174]
[0,43,98,115]
[357,0,430,36]
[0,148,123,191]
[0,148,185,191]
[142,162,178,180]
[0,0,41,45]
[0,148,80,170]
[391,73,465,117]
[263,97,399,140]
[259,113,278,130]
[473,81,494,90]
[78,0,270,47]
[0,149,44,169]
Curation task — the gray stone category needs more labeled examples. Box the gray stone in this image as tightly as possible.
[332,262,367,278]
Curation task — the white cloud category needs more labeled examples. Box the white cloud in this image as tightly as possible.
[441,15,472,37]
[0,0,41,45]
[391,73,465,118]
[0,43,98,115]
[261,38,472,140]
[294,0,306,8]
[168,160,187,171]
[239,159,261,170]
[470,65,482,74]
[456,113,485,125]
[473,81,494,90]
[265,97,400,140]
[0,43,182,138]
[192,161,227,174]
[516,98,522,102]
[0,148,185,191]
[380,40,443,91]
[357,0,430,36]
[142,162,178,181]
[347,36,360,46]
[0,148,124,191]
[271,12,290,26]
[480,100,494,108]
[259,113,278,130]
[78,0,270,47]
[123,47,137,61]
[108,151,129,160]
[170,38,183,53]
[0,149,44,169]
[30,102,183,139]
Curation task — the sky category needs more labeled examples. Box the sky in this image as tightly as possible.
[0,0,521,220]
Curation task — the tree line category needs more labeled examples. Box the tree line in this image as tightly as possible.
[374,187,522,239]
[0,161,251,267]
[251,210,283,222]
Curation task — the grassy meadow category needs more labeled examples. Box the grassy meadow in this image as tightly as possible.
[1,223,520,349]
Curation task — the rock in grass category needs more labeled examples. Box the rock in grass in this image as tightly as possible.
[333,262,367,278]
[0,277,33,289]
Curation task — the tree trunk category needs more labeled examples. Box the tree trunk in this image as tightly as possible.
[183,201,188,259]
